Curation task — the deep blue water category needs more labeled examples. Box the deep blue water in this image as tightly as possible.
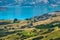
[0,6,60,20]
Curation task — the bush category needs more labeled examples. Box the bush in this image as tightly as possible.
[16,32,21,36]
[13,18,18,23]
[32,36,44,40]
[41,28,54,35]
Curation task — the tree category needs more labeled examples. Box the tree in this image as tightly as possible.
[13,18,18,23]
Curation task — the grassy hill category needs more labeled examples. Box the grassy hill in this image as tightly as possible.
[0,11,60,40]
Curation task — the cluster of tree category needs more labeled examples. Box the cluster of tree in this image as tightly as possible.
[35,24,54,29]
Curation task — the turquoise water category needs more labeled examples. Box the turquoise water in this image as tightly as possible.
[0,6,60,20]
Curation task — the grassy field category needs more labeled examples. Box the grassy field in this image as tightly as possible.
[0,16,60,40]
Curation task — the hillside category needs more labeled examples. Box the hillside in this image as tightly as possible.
[0,11,60,40]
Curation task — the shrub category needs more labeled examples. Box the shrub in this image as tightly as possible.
[32,36,44,40]
[13,18,18,23]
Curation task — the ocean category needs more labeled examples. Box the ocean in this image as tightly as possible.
[0,5,60,20]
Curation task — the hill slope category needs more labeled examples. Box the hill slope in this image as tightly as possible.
[0,11,60,40]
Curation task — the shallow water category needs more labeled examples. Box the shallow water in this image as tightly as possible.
[0,6,60,20]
